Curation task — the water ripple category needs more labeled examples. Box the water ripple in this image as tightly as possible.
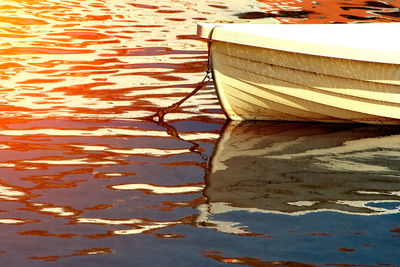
[1,0,400,265]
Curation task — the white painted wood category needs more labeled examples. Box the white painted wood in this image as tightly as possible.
[198,23,400,124]
[198,23,400,64]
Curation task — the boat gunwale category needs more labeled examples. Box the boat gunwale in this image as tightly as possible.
[198,23,400,65]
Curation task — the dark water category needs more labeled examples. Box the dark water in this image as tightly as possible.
[1,0,400,266]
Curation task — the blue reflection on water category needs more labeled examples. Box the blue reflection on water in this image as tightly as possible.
[366,202,400,210]
[209,211,400,264]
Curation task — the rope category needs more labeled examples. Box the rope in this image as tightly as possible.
[152,73,212,123]
[148,25,220,123]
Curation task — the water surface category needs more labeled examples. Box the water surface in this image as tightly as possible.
[1,0,400,265]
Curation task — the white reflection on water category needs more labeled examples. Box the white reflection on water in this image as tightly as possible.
[264,134,400,172]
[0,219,30,224]
[203,121,400,217]
[111,183,204,194]
[0,185,25,200]
[39,207,75,217]
[77,217,181,236]
[74,145,194,156]
[0,128,219,140]
[24,158,119,166]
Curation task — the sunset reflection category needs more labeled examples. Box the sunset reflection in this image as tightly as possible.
[0,0,223,121]
[1,0,400,265]
[255,0,400,23]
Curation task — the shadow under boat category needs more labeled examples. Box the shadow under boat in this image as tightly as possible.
[202,121,400,217]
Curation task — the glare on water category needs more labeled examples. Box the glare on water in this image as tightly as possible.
[1,0,400,265]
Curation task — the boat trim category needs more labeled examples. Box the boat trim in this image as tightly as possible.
[198,23,400,64]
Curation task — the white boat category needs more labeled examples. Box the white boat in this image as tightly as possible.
[197,23,400,124]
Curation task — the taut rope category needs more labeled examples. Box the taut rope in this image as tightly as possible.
[149,25,219,123]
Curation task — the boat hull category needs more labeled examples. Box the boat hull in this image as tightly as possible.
[207,27,400,124]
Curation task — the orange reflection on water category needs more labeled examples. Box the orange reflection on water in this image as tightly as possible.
[29,247,114,262]
[256,0,400,23]
[203,251,318,267]
[2,0,400,265]
[0,0,222,122]
[0,116,217,263]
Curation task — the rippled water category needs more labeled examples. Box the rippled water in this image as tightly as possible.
[1,0,400,266]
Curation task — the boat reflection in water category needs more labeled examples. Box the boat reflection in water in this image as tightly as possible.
[197,121,400,234]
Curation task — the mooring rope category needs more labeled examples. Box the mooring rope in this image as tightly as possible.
[148,25,220,123]
[142,26,221,174]
[151,71,212,123]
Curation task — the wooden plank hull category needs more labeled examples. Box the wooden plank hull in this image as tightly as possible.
[200,23,400,124]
